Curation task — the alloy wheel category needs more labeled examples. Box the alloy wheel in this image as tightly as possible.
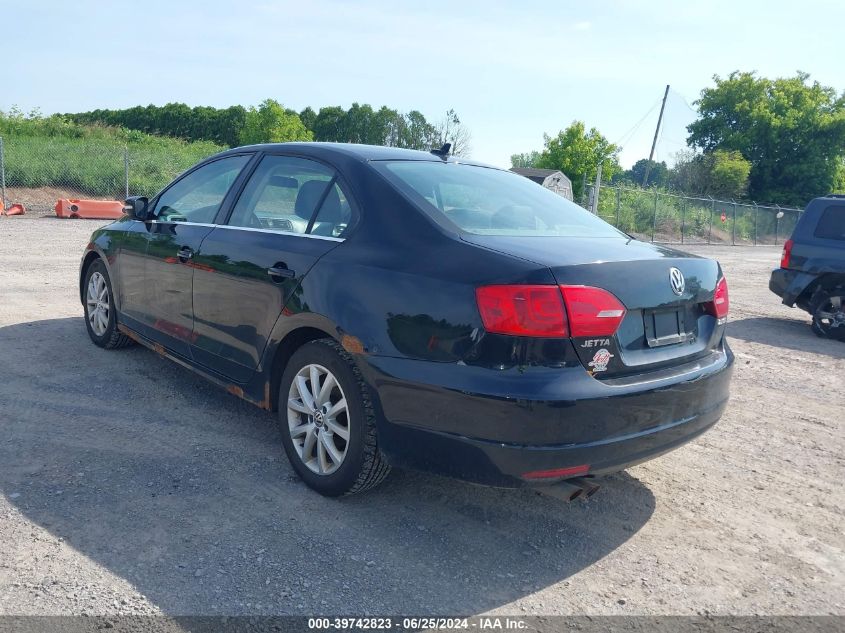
[86,271,110,336]
[287,363,350,475]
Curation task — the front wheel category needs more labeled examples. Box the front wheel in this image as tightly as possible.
[83,259,134,349]
[278,339,390,496]
[810,287,845,342]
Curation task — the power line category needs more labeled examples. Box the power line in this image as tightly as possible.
[613,98,661,150]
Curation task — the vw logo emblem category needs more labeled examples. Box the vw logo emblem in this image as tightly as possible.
[669,267,685,296]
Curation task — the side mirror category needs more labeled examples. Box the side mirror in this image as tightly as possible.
[123,196,150,221]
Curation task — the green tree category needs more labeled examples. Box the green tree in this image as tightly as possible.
[687,71,845,205]
[63,101,465,152]
[217,106,247,146]
[239,99,312,145]
[669,150,710,195]
[709,149,751,199]
[66,102,246,145]
[510,151,541,168]
[625,159,670,188]
[343,103,375,143]
[312,106,347,142]
[375,106,403,146]
[835,159,845,193]
[535,121,620,200]
[398,110,436,150]
[669,149,751,199]
[299,106,317,133]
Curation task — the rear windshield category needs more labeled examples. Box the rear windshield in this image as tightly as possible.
[376,160,624,238]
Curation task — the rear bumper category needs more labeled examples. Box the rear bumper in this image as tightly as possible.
[363,344,734,487]
[769,267,816,307]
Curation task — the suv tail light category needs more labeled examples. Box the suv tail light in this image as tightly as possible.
[704,276,729,319]
[780,239,793,269]
[475,285,627,338]
[559,285,627,337]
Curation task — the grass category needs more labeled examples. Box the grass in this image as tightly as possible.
[1,110,224,198]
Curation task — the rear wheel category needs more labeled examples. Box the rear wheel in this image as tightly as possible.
[810,287,845,342]
[83,259,134,349]
[278,339,390,496]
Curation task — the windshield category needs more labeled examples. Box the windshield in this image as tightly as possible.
[376,160,624,238]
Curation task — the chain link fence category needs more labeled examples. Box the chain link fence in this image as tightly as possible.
[0,135,216,215]
[584,183,803,245]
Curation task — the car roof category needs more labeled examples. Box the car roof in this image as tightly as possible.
[215,142,497,168]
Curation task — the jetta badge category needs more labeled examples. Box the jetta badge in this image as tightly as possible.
[669,267,685,296]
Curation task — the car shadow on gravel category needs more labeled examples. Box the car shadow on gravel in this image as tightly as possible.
[1,317,655,615]
[728,316,845,359]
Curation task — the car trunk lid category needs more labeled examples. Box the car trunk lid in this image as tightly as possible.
[463,234,726,377]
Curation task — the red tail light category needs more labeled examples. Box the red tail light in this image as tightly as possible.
[559,285,627,337]
[780,239,793,269]
[475,285,568,337]
[475,284,627,338]
[705,276,729,319]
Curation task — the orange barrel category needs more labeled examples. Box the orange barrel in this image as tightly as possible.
[55,199,125,219]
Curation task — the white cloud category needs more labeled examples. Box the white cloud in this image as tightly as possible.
[572,21,591,31]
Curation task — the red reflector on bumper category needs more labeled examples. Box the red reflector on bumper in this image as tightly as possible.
[521,464,590,480]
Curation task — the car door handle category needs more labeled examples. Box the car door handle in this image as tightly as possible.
[177,246,193,262]
[267,264,295,280]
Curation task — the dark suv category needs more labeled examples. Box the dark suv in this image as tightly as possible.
[770,195,845,340]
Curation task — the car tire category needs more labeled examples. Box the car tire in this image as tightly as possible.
[810,286,845,342]
[83,258,134,349]
[278,338,390,496]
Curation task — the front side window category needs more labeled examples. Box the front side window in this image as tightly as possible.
[228,155,351,237]
[376,160,624,238]
[153,155,250,223]
[813,206,845,241]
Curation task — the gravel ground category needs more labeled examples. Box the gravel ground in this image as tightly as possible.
[0,216,842,616]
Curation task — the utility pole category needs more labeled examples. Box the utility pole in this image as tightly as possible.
[642,84,670,188]
[590,161,604,214]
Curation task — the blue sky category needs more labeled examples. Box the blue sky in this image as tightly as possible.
[3,0,843,168]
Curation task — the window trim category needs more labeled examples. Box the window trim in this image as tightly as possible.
[211,223,344,242]
[140,220,344,242]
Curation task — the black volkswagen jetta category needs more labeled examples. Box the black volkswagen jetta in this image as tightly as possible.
[79,143,733,497]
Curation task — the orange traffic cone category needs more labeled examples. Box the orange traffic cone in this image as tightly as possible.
[2,204,26,216]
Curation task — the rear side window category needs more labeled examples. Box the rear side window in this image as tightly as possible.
[310,182,353,237]
[228,155,351,237]
[813,206,845,240]
[376,160,623,238]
